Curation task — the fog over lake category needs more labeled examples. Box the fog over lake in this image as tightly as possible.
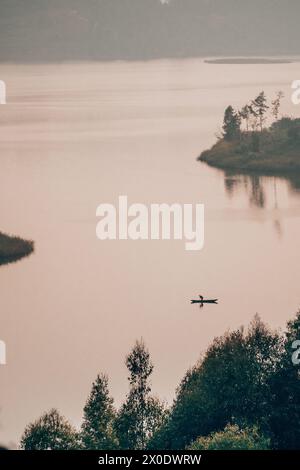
[1,59,300,446]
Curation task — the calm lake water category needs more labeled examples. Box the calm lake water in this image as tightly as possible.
[1,59,300,446]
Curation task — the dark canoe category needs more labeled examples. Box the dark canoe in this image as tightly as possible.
[190,299,218,304]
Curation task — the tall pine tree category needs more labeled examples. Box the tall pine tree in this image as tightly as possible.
[222,106,241,140]
[251,91,269,131]
[81,374,118,449]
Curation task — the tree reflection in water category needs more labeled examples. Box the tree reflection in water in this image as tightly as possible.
[223,171,300,238]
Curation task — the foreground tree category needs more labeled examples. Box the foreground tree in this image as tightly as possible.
[222,106,241,140]
[80,374,118,449]
[188,424,270,450]
[268,311,300,449]
[20,409,78,450]
[115,340,166,449]
[149,316,283,449]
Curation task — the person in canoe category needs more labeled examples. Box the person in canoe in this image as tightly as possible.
[191,295,218,307]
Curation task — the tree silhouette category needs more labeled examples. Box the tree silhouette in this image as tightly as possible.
[239,105,252,132]
[20,409,78,450]
[271,91,284,121]
[81,374,118,449]
[222,106,241,140]
[251,91,269,131]
[115,339,166,449]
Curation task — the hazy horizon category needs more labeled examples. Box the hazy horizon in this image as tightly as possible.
[1,0,300,62]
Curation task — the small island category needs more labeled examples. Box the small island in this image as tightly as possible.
[0,231,34,265]
[199,91,300,173]
[204,58,293,65]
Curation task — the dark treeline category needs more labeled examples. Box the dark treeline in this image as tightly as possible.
[20,312,300,450]
[222,90,283,139]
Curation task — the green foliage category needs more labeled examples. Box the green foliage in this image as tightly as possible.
[20,409,78,450]
[188,424,270,450]
[115,339,167,450]
[80,374,118,450]
[287,124,300,141]
[126,339,154,389]
[251,132,260,152]
[267,311,300,449]
[19,312,300,451]
[150,315,284,450]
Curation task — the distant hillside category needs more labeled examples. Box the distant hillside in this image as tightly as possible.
[1,0,300,62]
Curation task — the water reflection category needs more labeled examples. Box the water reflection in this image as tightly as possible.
[224,171,300,205]
[224,173,266,208]
[223,171,300,238]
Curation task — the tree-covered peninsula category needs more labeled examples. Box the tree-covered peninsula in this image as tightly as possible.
[199,91,300,173]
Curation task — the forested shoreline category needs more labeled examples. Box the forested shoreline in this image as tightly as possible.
[20,312,300,450]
